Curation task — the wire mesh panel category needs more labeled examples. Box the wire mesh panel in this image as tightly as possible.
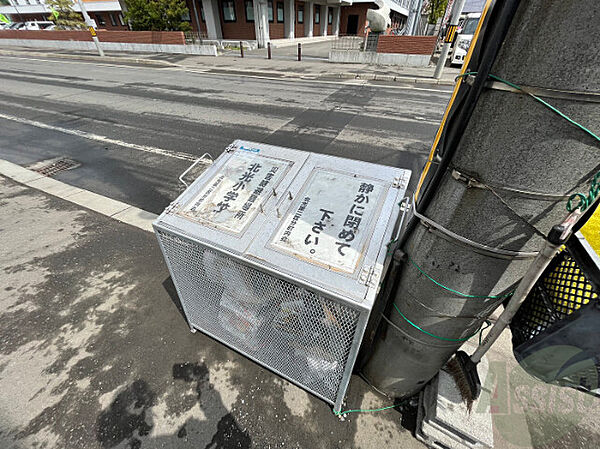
[511,249,598,346]
[331,36,364,50]
[511,237,600,394]
[364,33,380,52]
[157,229,362,404]
[154,141,411,411]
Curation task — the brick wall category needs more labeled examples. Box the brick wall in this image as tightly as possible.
[0,30,186,45]
[219,0,256,40]
[376,35,437,54]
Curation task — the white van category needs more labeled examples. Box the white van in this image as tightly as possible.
[450,13,481,66]
[23,21,54,31]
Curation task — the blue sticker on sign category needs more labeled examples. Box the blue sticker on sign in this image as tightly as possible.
[239,145,261,153]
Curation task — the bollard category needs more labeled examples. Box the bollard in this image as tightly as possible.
[297,43,302,61]
[240,41,244,58]
[267,42,272,59]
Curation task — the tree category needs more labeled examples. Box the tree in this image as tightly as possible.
[46,0,86,29]
[427,0,449,25]
[124,0,192,31]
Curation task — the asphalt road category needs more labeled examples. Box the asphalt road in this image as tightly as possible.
[0,54,451,215]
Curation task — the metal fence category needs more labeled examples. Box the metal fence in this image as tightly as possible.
[184,31,208,44]
[364,33,380,52]
[330,35,364,51]
[330,34,380,52]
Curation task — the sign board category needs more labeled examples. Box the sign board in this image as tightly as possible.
[179,152,290,234]
[271,169,387,273]
[88,26,97,37]
[444,24,458,43]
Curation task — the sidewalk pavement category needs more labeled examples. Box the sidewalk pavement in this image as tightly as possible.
[0,46,461,86]
[0,170,423,449]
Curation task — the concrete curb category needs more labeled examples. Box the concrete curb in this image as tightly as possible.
[0,48,456,86]
[0,49,179,68]
[0,159,157,232]
[315,72,455,85]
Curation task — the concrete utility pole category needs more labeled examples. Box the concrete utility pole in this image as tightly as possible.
[76,0,104,57]
[363,0,600,399]
[433,0,466,79]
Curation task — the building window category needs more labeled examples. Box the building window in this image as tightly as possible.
[328,9,332,25]
[314,5,320,24]
[181,10,191,21]
[109,13,117,26]
[222,0,237,22]
[200,4,205,22]
[297,5,303,24]
[268,0,274,22]
[118,13,125,26]
[276,2,284,23]
[245,0,254,22]
[95,14,106,26]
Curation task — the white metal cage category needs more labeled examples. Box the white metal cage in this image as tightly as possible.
[154,140,410,411]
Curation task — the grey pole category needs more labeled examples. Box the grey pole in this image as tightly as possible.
[363,0,600,399]
[433,0,466,79]
[76,0,104,57]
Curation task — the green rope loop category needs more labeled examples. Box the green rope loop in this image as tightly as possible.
[393,303,488,342]
[408,256,513,299]
[456,72,600,213]
[567,171,600,212]
[334,404,398,416]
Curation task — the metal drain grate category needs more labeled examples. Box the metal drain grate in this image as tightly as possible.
[29,157,81,177]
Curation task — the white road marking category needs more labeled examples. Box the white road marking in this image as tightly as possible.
[0,112,196,161]
[0,158,157,232]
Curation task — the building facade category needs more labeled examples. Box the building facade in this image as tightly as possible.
[184,0,410,45]
[1,0,128,30]
[1,0,411,45]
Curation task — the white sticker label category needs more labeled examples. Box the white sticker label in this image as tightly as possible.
[179,152,289,233]
[271,169,387,273]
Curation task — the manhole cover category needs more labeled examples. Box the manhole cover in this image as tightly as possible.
[28,157,81,177]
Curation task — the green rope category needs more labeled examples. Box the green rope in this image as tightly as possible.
[456,72,600,212]
[393,303,485,342]
[408,256,513,299]
[334,404,398,416]
[567,171,599,213]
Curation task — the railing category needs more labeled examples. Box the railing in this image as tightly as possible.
[330,35,364,51]
[184,31,208,44]
[364,33,380,52]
